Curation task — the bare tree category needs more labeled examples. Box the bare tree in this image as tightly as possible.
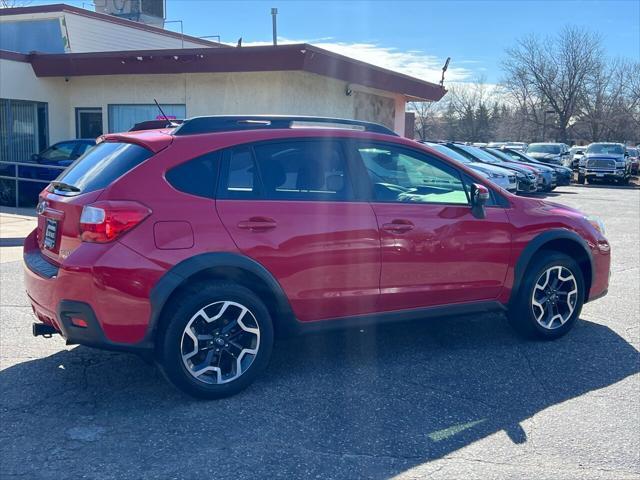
[447,79,493,142]
[0,0,31,7]
[408,101,442,141]
[502,26,602,142]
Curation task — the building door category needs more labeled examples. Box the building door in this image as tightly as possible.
[76,108,103,139]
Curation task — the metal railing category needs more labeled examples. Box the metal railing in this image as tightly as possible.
[0,161,66,208]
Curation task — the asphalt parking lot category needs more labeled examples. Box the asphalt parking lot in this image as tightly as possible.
[1,184,639,480]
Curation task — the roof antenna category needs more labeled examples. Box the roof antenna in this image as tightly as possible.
[154,98,170,123]
[440,57,450,87]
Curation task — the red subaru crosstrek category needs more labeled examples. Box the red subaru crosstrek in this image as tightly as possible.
[24,116,611,398]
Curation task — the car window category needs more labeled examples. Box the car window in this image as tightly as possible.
[166,151,220,199]
[54,142,153,195]
[528,144,561,154]
[223,147,257,197]
[219,140,353,201]
[40,142,76,161]
[356,145,469,205]
[426,143,472,164]
[586,144,624,155]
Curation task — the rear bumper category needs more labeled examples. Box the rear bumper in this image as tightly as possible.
[23,228,163,351]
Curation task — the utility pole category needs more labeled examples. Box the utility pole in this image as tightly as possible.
[271,8,278,46]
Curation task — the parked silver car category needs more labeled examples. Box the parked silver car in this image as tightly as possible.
[423,142,517,193]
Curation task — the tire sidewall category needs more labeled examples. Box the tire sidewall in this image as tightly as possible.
[513,253,585,340]
[158,283,274,399]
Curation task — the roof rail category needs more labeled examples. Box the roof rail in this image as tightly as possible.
[172,115,398,136]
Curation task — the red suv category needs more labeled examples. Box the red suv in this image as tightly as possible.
[24,116,611,398]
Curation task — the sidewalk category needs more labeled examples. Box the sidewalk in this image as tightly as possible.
[0,208,37,264]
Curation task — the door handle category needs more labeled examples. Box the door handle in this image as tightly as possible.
[382,219,414,233]
[237,217,277,231]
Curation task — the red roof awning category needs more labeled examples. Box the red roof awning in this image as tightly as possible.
[24,44,446,101]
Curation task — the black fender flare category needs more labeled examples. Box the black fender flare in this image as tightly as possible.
[145,252,297,342]
[511,229,594,302]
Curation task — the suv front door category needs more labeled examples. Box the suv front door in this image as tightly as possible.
[351,142,513,312]
[216,139,381,322]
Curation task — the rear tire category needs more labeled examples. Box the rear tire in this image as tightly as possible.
[508,252,584,340]
[577,173,585,184]
[157,282,274,399]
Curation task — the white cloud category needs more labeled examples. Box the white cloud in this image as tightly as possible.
[238,38,475,84]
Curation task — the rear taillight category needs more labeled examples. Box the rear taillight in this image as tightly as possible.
[80,201,151,243]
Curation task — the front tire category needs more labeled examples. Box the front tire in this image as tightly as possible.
[577,173,585,184]
[157,282,274,399]
[508,252,584,340]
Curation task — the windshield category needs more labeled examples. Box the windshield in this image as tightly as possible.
[454,144,502,164]
[40,142,76,161]
[426,144,472,164]
[528,144,561,154]
[628,148,638,156]
[54,142,153,194]
[485,148,513,162]
[586,143,624,155]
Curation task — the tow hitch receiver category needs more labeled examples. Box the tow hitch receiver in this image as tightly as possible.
[32,323,58,338]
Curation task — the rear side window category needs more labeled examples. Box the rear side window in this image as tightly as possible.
[54,142,152,195]
[219,140,353,201]
[166,151,220,199]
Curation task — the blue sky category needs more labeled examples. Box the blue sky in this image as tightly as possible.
[45,0,640,84]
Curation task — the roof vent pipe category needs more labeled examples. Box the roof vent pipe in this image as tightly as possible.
[271,8,278,46]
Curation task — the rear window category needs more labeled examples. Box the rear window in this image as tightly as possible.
[528,144,561,154]
[53,142,152,195]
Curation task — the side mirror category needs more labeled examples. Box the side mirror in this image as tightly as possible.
[470,183,490,219]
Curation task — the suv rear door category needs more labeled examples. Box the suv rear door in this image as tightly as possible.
[350,141,513,311]
[215,139,381,322]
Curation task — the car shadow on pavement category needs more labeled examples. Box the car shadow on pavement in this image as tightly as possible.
[1,313,638,478]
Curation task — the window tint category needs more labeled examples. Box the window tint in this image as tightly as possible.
[357,146,468,205]
[55,142,152,195]
[226,148,256,195]
[166,151,219,199]
[220,141,353,201]
[254,141,352,200]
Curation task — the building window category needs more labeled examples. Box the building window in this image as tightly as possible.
[0,99,49,163]
[0,20,66,54]
[108,104,186,133]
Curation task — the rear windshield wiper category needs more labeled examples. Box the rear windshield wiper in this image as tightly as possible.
[50,181,81,193]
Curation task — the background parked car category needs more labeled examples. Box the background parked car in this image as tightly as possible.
[501,148,572,186]
[626,147,639,175]
[526,143,571,166]
[578,142,632,185]
[569,146,586,170]
[484,147,556,192]
[30,139,96,167]
[422,142,517,193]
[446,143,538,193]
